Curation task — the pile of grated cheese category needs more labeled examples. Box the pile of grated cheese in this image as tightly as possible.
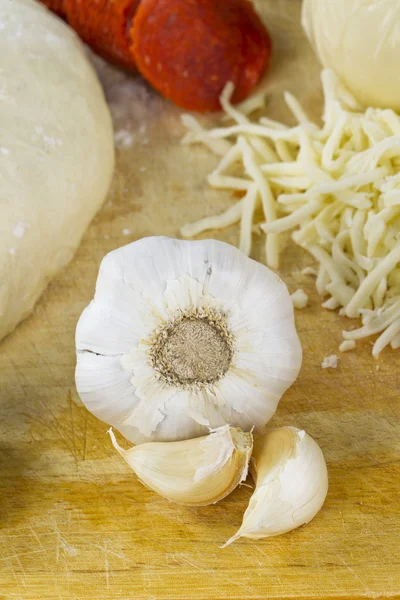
[180,70,400,357]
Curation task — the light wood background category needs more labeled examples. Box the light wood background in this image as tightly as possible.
[1,1,399,598]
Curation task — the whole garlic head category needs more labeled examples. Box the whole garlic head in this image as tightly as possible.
[75,237,302,444]
[302,0,400,111]
[223,427,328,546]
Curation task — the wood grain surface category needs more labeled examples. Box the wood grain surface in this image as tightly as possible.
[1,1,400,598]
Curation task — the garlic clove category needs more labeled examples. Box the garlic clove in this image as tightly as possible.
[108,425,253,506]
[223,427,328,546]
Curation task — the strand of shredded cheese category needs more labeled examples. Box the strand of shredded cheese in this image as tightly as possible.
[180,69,400,356]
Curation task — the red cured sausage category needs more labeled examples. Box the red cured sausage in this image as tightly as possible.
[42,0,141,70]
[40,0,65,18]
[40,0,272,112]
[64,0,141,70]
[132,0,272,111]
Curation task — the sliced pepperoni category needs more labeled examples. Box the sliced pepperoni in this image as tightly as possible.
[40,0,66,18]
[132,0,272,112]
[63,0,141,70]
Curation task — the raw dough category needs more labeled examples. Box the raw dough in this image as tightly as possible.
[0,0,114,341]
[302,0,400,110]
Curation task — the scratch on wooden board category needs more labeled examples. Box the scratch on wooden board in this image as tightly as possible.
[248,538,288,569]
[69,390,78,470]
[14,556,27,588]
[82,410,88,462]
[28,400,78,464]
[0,549,45,562]
[248,541,270,561]
[339,505,346,530]
[148,513,159,538]
[365,479,394,503]
[29,526,45,551]
[60,537,78,557]
[147,506,193,541]
[96,540,111,590]
[27,390,93,468]
[169,552,207,572]
[142,566,162,590]
[104,541,110,591]
[336,556,378,598]
[54,518,78,562]
[8,357,30,389]
[94,543,127,562]
[231,542,259,568]
[7,557,24,596]
[220,570,257,595]
[170,552,257,595]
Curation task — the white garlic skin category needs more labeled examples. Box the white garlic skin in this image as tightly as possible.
[224,427,328,546]
[302,0,400,111]
[108,425,253,506]
[75,237,302,444]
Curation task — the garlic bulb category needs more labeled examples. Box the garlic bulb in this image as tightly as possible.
[108,425,253,506]
[223,427,328,546]
[75,237,302,444]
[302,0,400,111]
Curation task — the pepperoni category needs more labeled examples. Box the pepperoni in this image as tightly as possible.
[132,0,272,112]
[40,0,66,18]
[41,0,271,111]
[62,0,141,70]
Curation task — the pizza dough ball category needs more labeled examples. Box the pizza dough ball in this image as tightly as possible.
[302,0,400,110]
[0,0,114,341]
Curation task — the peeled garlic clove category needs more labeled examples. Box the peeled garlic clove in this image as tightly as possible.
[108,425,253,506]
[223,427,328,546]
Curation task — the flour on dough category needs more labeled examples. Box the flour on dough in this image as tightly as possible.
[0,0,114,341]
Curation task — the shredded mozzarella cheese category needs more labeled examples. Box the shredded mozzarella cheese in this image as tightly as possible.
[291,289,309,309]
[180,69,400,356]
[339,340,356,353]
[321,355,338,369]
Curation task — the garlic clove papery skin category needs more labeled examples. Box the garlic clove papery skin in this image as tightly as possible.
[75,237,302,444]
[108,425,253,506]
[223,427,328,546]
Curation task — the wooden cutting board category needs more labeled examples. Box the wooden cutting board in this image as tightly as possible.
[1,1,399,598]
